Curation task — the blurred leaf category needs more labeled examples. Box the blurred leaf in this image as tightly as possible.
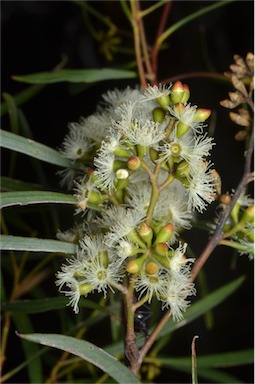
[0,235,77,254]
[1,177,46,191]
[2,296,111,314]
[196,368,243,383]
[0,190,76,208]
[0,129,72,168]
[18,333,141,383]
[13,314,43,383]
[12,68,137,84]
[1,84,45,116]
[105,276,245,355]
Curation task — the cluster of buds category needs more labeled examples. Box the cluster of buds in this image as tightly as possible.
[219,192,254,260]
[56,82,218,320]
[220,52,254,141]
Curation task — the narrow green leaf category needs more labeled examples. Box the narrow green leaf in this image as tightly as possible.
[1,177,46,192]
[197,368,243,383]
[12,68,137,84]
[0,235,77,254]
[18,333,141,384]
[0,190,76,208]
[2,297,109,314]
[0,129,72,168]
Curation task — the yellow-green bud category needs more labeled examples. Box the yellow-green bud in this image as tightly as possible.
[145,261,159,275]
[127,156,141,170]
[139,222,153,247]
[113,146,131,158]
[88,190,105,205]
[154,242,169,256]
[113,160,127,172]
[170,81,184,104]
[153,107,166,123]
[153,223,174,246]
[181,84,190,103]
[98,251,109,268]
[137,144,148,159]
[126,255,146,274]
[176,121,190,138]
[127,228,147,248]
[153,253,171,270]
[115,177,130,191]
[240,205,254,224]
[79,283,94,295]
[230,201,240,224]
[149,147,159,163]
[157,94,171,108]
[175,160,190,179]
[193,108,211,123]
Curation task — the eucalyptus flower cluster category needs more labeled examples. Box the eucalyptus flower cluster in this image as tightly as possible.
[56,82,217,321]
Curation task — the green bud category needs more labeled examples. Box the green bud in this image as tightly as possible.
[113,160,127,172]
[230,202,240,224]
[113,146,131,158]
[170,81,184,104]
[193,108,211,123]
[176,121,190,138]
[153,107,166,123]
[175,160,190,179]
[181,84,190,103]
[157,94,171,108]
[98,251,109,268]
[127,228,147,248]
[149,147,159,163]
[79,283,94,295]
[139,222,153,247]
[240,205,254,224]
[145,261,159,275]
[153,223,174,246]
[153,253,171,270]
[126,255,146,274]
[154,242,169,256]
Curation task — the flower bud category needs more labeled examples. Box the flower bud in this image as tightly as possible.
[79,283,94,296]
[149,147,159,163]
[157,94,171,108]
[176,121,190,138]
[145,261,159,275]
[170,81,184,104]
[153,253,170,270]
[153,107,166,123]
[181,84,190,103]
[113,160,127,172]
[193,108,211,122]
[153,223,174,246]
[127,155,141,170]
[240,205,254,224]
[139,222,153,247]
[229,112,250,127]
[98,251,109,268]
[113,145,131,158]
[126,255,146,274]
[154,242,168,256]
[175,160,190,179]
[220,193,231,205]
[230,201,240,224]
[127,228,147,248]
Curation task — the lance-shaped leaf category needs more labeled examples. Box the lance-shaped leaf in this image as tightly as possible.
[18,333,141,384]
[0,190,76,208]
[12,68,137,84]
[0,130,72,168]
[0,235,77,254]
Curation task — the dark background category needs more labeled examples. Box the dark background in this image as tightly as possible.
[1,1,254,383]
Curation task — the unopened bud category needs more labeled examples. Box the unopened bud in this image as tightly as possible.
[149,147,159,163]
[154,242,169,256]
[240,205,254,224]
[175,160,190,179]
[157,94,171,108]
[193,108,211,122]
[127,156,141,170]
[229,112,250,127]
[170,81,184,104]
[139,222,153,247]
[176,121,190,138]
[126,255,146,274]
[79,283,94,296]
[220,193,231,205]
[153,107,166,123]
[153,223,174,246]
[145,261,159,275]
[235,130,248,141]
[98,251,109,268]
[181,84,190,103]
[127,228,147,248]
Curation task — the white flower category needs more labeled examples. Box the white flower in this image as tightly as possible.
[125,182,152,215]
[168,103,204,135]
[161,273,196,321]
[73,178,100,214]
[101,87,141,109]
[103,208,146,247]
[155,188,192,230]
[168,243,195,273]
[94,144,117,191]
[126,119,165,148]
[79,233,107,258]
[60,123,94,161]
[135,269,167,303]
[160,133,214,170]
[141,83,172,102]
[186,161,216,213]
